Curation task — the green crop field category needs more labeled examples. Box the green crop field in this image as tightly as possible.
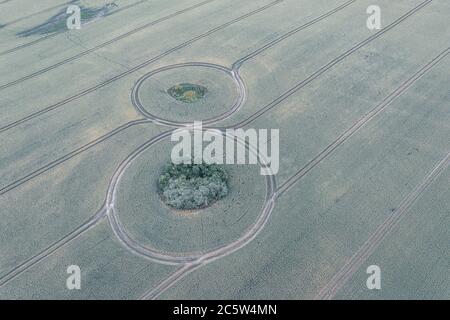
[0,0,448,300]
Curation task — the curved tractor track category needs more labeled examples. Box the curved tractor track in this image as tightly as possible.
[105,129,277,265]
[315,150,450,300]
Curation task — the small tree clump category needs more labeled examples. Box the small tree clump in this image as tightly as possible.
[158,162,229,210]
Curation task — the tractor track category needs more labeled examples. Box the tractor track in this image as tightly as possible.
[131,62,246,127]
[141,45,450,300]
[0,206,106,287]
[234,0,434,128]
[0,119,150,196]
[0,0,151,56]
[231,0,357,70]
[0,0,443,300]
[276,47,450,197]
[0,0,217,88]
[315,150,450,300]
[0,0,283,134]
[0,0,359,198]
[0,0,75,29]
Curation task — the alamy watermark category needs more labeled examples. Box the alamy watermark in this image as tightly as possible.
[366,5,381,30]
[171,121,279,176]
[366,265,381,290]
[66,265,81,290]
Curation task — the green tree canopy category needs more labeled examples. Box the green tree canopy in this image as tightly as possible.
[158,162,229,210]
